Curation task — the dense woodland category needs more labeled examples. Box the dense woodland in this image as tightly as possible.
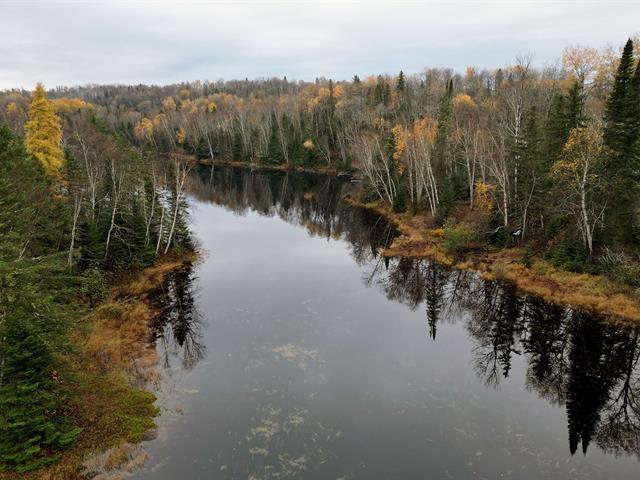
[1,38,640,472]
[3,40,639,274]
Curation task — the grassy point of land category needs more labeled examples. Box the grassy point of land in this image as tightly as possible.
[343,195,640,323]
[2,251,198,480]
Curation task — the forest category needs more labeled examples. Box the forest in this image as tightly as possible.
[3,39,639,272]
[0,84,192,473]
[0,37,639,474]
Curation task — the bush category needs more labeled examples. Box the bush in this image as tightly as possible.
[552,237,594,273]
[392,191,406,213]
[443,220,476,254]
[599,248,640,287]
[521,248,534,268]
[80,267,106,306]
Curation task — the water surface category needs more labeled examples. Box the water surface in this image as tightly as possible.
[135,166,640,479]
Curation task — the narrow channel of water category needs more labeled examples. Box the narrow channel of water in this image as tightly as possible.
[134,166,640,480]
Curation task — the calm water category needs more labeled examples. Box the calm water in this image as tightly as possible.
[135,166,640,479]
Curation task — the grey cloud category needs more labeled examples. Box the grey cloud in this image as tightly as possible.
[1,1,638,89]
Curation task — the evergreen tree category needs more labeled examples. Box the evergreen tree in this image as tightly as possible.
[265,115,283,164]
[396,70,406,93]
[494,68,504,92]
[603,39,640,244]
[565,80,586,131]
[0,316,81,472]
[544,92,568,165]
[435,79,454,161]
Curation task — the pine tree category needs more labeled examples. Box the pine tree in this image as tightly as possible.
[604,40,636,149]
[396,70,405,93]
[24,83,65,181]
[603,39,639,243]
[565,80,586,131]
[545,92,568,166]
[265,115,283,164]
[627,61,640,239]
[494,68,504,92]
[0,285,81,472]
[434,79,454,167]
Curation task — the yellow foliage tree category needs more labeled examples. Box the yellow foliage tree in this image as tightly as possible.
[453,93,477,110]
[162,96,177,111]
[176,127,186,144]
[473,181,494,213]
[5,101,18,115]
[52,97,87,113]
[391,124,407,163]
[25,83,65,180]
[134,117,155,141]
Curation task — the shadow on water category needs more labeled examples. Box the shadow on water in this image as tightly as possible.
[152,164,640,473]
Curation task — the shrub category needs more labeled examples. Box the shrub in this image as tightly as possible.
[552,237,594,273]
[443,220,476,254]
[599,248,640,288]
[392,190,406,213]
[521,248,534,268]
[80,267,106,306]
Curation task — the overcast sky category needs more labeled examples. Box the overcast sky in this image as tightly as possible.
[1,0,638,89]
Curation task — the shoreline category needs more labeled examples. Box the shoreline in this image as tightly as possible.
[198,158,348,176]
[191,159,639,322]
[343,195,640,323]
[13,250,199,480]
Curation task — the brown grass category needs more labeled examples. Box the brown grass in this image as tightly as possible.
[344,195,640,322]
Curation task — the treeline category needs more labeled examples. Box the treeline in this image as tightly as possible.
[0,85,192,472]
[3,39,637,277]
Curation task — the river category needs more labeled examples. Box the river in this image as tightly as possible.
[133,165,640,480]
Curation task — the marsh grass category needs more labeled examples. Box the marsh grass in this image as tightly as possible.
[344,196,640,322]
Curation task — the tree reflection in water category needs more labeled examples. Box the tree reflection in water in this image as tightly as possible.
[149,261,205,370]
[188,165,640,460]
[373,256,640,459]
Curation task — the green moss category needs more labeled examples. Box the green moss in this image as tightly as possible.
[70,373,158,450]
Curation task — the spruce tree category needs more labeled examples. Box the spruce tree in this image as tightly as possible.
[434,80,454,169]
[265,115,283,164]
[545,92,568,165]
[396,70,406,93]
[603,39,639,243]
[604,40,636,150]
[565,80,586,132]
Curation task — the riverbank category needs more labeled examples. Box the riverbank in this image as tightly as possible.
[5,251,198,480]
[344,195,640,323]
[199,158,347,176]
